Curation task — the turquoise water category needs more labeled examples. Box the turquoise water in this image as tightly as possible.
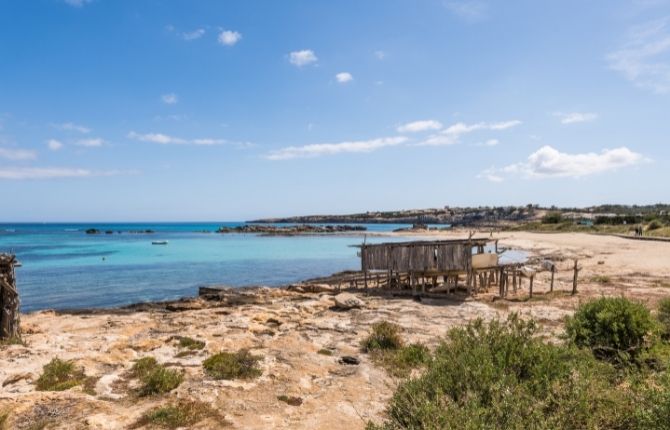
[0,223,416,312]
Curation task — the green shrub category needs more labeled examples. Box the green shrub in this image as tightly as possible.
[130,357,158,379]
[130,400,225,429]
[369,315,631,430]
[35,358,87,391]
[203,349,262,380]
[362,321,403,352]
[631,371,670,429]
[130,356,184,396]
[175,336,205,351]
[659,299,670,339]
[565,297,658,365]
[371,343,430,378]
[542,212,563,224]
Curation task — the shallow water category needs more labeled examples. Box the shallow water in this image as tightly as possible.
[0,223,525,312]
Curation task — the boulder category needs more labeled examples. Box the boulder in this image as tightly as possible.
[333,293,365,310]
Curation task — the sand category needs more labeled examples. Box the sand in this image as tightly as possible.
[1,232,669,429]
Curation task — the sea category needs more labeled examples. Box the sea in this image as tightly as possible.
[0,223,525,312]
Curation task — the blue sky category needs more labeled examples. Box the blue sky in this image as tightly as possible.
[1,0,669,221]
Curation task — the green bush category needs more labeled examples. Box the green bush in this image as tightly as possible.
[659,298,670,339]
[35,358,87,391]
[371,343,430,378]
[565,297,658,364]
[130,356,184,396]
[542,212,563,224]
[203,349,262,380]
[369,315,631,430]
[362,321,403,352]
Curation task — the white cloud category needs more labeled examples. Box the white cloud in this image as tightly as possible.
[374,50,386,60]
[419,120,521,146]
[0,167,127,180]
[480,145,645,181]
[47,139,63,151]
[289,50,318,67]
[75,138,104,147]
[478,139,500,147]
[63,0,92,7]
[607,17,670,93]
[218,30,242,46]
[266,136,408,160]
[554,112,598,124]
[335,72,353,83]
[0,147,37,160]
[397,120,443,133]
[182,28,205,41]
[127,131,247,147]
[52,122,90,133]
[445,1,488,22]
[161,93,178,105]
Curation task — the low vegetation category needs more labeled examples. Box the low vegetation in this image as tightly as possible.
[317,348,333,356]
[0,336,24,347]
[362,321,404,352]
[174,336,205,351]
[565,297,657,365]
[369,298,670,429]
[658,298,670,339]
[130,356,184,396]
[203,349,263,380]
[35,358,88,391]
[363,321,430,377]
[130,400,226,429]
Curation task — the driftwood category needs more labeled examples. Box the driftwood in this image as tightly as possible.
[0,254,19,339]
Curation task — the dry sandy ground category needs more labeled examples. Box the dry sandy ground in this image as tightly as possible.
[1,232,669,429]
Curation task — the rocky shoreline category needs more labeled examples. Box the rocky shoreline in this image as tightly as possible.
[3,232,670,429]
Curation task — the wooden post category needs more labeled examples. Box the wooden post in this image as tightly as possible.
[572,259,580,295]
[0,255,20,340]
[529,275,534,299]
[550,265,555,293]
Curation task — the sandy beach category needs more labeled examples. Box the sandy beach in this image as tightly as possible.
[2,231,669,429]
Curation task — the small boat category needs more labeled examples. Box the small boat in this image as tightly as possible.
[151,240,168,245]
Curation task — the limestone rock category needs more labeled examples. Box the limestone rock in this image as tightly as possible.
[333,293,365,310]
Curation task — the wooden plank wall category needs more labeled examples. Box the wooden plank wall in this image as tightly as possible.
[362,242,470,272]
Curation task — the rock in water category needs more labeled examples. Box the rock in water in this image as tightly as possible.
[333,293,364,310]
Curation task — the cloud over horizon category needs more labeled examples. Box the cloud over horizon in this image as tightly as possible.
[480,145,645,181]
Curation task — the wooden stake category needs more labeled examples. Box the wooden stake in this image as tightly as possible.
[572,259,580,295]
[550,265,555,293]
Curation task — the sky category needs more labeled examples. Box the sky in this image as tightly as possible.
[1,0,669,221]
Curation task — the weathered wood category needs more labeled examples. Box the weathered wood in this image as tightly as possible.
[572,259,580,295]
[0,254,20,340]
[550,265,555,292]
[529,275,534,299]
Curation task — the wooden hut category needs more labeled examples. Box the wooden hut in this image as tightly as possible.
[359,238,500,294]
[0,254,19,339]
